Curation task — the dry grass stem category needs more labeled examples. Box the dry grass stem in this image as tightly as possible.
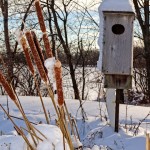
[21,127,43,141]
[57,107,74,150]
[25,30,47,83]
[20,35,35,75]
[15,101,38,146]
[46,82,59,116]
[20,129,35,150]
[33,75,50,124]
[146,133,150,150]
[0,71,16,101]
[45,84,74,149]
[64,101,78,141]
[35,0,46,33]
[0,105,34,150]
[54,60,64,106]
[32,125,47,140]
[43,32,53,58]
[0,70,38,146]
[20,31,49,124]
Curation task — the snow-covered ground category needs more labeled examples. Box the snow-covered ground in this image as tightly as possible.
[0,95,149,150]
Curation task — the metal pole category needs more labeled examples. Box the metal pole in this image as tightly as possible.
[115,89,121,132]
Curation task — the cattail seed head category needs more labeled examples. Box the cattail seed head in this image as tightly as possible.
[31,31,48,74]
[43,33,53,58]
[35,0,46,33]
[54,60,64,106]
[20,35,35,75]
[31,31,45,62]
[0,71,16,101]
[25,30,47,82]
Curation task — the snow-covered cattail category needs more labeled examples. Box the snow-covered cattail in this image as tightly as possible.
[25,30,47,83]
[54,60,64,106]
[20,35,35,75]
[0,71,16,101]
[34,0,46,33]
[43,32,53,58]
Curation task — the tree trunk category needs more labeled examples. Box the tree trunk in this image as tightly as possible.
[0,0,13,83]
[50,0,80,99]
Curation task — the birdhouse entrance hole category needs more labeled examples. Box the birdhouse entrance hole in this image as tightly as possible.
[112,24,125,35]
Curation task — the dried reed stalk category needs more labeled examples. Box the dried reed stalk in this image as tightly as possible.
[25,30,47,83]
[34,1,74,148]
[20,35,34,75]
[34,0,46,33]
[57,107,74,150]
[14,101,38,147]
[0,70,38,146]
[54,60,64,106]
[64,101,78,140]
[45,83,74,149]
[19,32,49,124]
[32,125,47,140]
[33,75,50,124]
[21,127,43,141]
[43,32,53,58]
[146,133,150,150]
[0,105,35,150]
[53,60,76,149]
[0,71,16,101]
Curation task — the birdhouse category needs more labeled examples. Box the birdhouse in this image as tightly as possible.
[102,11,135,89]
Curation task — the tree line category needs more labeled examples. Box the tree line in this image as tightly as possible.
[0,0,150,102]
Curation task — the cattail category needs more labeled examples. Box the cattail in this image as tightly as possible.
[34,0,53,58]
[43,33,53,58]
[35,0,46,33]
[25,30,47,83]
[31,31,45,63]
[54,60,64,106]
[31,31,48,74]
[0,71,16,101]
[20,35,35,75]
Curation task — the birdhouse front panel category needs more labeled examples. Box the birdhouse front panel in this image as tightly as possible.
[102,12,134,75]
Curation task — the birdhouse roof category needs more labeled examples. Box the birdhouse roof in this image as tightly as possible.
[99,0,135,13]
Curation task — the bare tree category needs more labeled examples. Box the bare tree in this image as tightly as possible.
[0,0,13,83]
[42,0,99,100]
[0,0,35,90]
[133,0,150,101]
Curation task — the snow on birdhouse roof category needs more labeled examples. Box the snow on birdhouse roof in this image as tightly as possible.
[99,0,135,13]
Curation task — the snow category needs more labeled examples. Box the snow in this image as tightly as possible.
[25,124,70,150]
[99,0,135,12]
[0,135,24,150]
[106,89,116,128]
[15,29,23,46]
[44,57,56,91]
[0,95,149,149]
[97,0,135,71]
[71,135,83,148]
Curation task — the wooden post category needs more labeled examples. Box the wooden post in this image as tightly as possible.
[146,133,150,150]
[115,89,121,132]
